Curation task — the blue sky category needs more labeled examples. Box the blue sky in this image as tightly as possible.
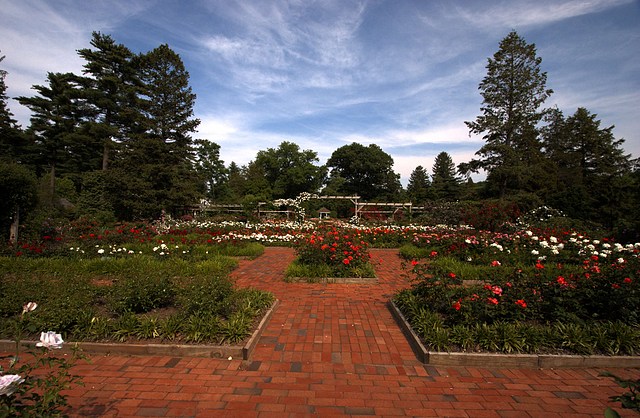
[2,0,639,184]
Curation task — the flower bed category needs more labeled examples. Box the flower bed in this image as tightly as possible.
[0,246,274,346]
[285,224,376,280]
[395,229,640,355]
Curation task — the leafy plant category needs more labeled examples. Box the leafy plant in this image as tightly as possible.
[601,371,640,417]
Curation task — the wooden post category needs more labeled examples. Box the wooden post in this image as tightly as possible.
[9,207,19,245]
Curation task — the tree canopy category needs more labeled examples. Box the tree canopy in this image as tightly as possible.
[326,143,402,201]
[462,30,553,197]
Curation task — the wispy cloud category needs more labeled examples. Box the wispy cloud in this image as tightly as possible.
[455,0,633,30]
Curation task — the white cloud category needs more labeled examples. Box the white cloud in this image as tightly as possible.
[456,0,633,30]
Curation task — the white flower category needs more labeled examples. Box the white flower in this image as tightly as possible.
[97,249,105,254]
[525,231,533,236]
[22,302,37,314]
[593,240,600,245]
[531,250,539,255]
[36,331,64,349]
[549,236,558,244]
[617,258,625,264]
[0,374,24,396]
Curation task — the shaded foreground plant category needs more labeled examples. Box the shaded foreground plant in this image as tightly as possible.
[601,371,640,418]
[1,303,85,417]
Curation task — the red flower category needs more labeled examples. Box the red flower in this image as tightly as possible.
[448,272,456,278]
[487,297,499,305]
[411,260,419,266]
[452,300,461,311]
[515,299,527,309]
[623,277,632,284]
[343,258,350,265]
[612,283,621,289]
[430,251,438,257]
[556,276,567,287]
[491,260,501,267]
[535,261,544,269]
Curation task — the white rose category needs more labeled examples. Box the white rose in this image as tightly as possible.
[36,331,64,349]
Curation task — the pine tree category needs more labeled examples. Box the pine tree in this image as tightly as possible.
[0,52,25,163]
[462,31,553,197]
[111,43,201,218]
[17,72,98,197]
[432,152,460,200]
[406,165,431,203]
[78,32,140,170]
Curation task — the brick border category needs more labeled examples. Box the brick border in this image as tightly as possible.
[0,299,279,361]
[388,300,640,369]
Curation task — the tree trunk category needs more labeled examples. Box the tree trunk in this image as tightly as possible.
[9,207,19,245]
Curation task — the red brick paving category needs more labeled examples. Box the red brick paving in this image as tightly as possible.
[52,248,640,416]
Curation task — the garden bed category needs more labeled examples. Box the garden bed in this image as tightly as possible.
[388,300,640,368]
[0,300,279,360]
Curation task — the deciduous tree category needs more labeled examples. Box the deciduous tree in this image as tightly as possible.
[326,143,401,201]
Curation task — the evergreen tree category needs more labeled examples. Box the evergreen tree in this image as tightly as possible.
[194,139,228,201]
[406,165,431,203]
[109,43,201,219]
[432,152,460,200]
[462,31,553,197]
[0,52,25,163]
[226,161,246,202]
[17,72,98,198]
[78,32,140,170]
[543,107,634,225]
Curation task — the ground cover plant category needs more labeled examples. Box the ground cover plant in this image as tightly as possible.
[0,243,274,345]
[395,224,640,354]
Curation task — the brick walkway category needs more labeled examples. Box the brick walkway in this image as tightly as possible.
[62,247,637,417]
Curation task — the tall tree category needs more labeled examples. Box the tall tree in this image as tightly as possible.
[406,165,431,203]
[326,143,401,201]
[108,43,201,219]
[194,139,228,201]
[0,52,25,163]
[17,72,98,197]
[78,32,140,170]
[432,152,460,200]
[253,141,327,199]
[543,107,634,225]
[462,31,553,197]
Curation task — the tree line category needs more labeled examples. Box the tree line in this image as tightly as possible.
[1,31,638,238]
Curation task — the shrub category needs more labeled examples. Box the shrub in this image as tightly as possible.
[293,225,371,277]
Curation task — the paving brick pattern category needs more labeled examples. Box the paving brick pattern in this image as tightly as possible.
[57,248,639,416]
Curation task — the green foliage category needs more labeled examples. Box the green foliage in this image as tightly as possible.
[0,251,273,344]
[253,141,327,199]
[601,372,640,416]
[292,225,372,277]
[108,274,175,315]
[0,162,38,239]
[463,30,553,197]
[326,142,402,201]
[176,274,234,317]
[406,165,431,203]
[0,303,85,416]
[395,224,640,354]
[432,152,461,200]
